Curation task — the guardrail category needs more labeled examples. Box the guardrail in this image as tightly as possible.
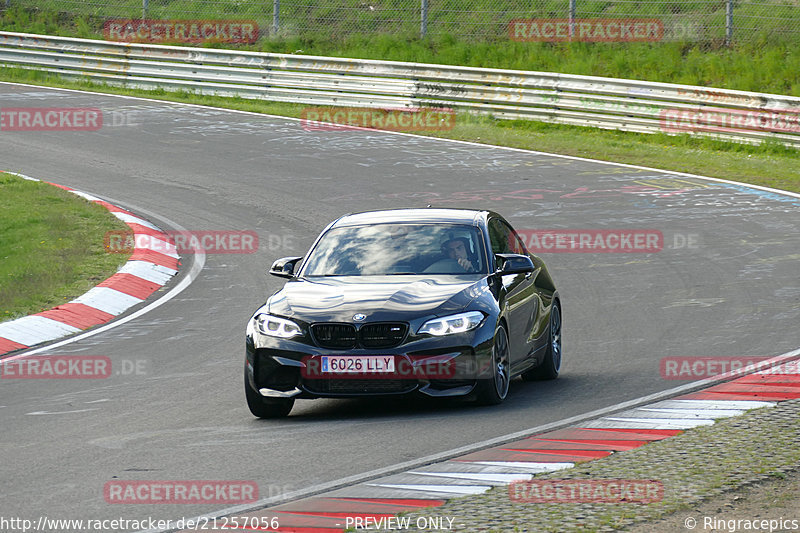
[1,31,799,147]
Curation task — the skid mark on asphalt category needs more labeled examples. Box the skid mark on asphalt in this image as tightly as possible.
[26,408,101,415]
[663,298,727,308]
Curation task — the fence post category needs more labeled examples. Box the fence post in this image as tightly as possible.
[569,0,576,39]
[420,0,428,38]
[273,0,280,36]
[142,0,148,20]
[725,0,733,45]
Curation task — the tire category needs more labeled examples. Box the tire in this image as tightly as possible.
[245,372,294,418]
[522,302,561,381]
[475,324,511,405]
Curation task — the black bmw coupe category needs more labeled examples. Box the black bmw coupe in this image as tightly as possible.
[245,208,561,417]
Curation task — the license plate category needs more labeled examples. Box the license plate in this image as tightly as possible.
[320,355,395,373]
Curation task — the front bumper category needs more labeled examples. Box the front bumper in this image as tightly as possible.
[245,326,494,400]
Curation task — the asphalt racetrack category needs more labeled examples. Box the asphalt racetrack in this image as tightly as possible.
[1,83,798,527]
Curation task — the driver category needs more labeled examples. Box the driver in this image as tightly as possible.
[442,237,476,272]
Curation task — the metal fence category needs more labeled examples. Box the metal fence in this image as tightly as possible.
[4,0,800,43]
[1,31,799,147]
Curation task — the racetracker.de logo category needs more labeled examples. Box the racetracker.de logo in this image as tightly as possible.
[659,108,800,135]
[103,19,259,44]
[659,356,797,380]
[0,108,102,131]
[299,107,456,132]
[103,480,258,504]
[509,479,664,504]
[509,18,664,42]
[1,356,111,379]
[514,229,663,253]
[104,230,258,254]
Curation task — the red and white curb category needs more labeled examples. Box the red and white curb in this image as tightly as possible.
[0,173,179,356]
[169,353,800,532]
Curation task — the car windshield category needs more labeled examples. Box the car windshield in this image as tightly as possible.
[301,223,487,276]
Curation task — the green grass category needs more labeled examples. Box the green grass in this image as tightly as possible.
[6,0,800,45]
[1,65,798,195]
[0,172,131,322]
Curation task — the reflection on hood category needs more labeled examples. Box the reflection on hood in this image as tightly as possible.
[268,276,488,322]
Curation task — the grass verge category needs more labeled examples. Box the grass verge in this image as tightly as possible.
[0,172,131,322]
[1,66,799,195]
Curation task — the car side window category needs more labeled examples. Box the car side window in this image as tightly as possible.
[488,218,511,254]
[506,224,529,255]
[489,218,529,256]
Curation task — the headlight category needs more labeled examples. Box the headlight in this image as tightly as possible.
[254,314,302,338]
[418,311,485,336]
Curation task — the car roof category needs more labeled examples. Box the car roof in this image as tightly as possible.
[331,208,491,228]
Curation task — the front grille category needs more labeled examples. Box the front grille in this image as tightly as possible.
[311,323,357,349]
[304,379,417,395]
[360,323,408,348]
[310,322,408,350]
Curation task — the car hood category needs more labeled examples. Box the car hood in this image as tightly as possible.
[268,276,487,322]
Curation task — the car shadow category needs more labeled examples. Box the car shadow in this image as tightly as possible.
[251,374,586,422]
[285,394,472,421]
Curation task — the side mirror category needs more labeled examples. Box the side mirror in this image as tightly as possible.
[495,253,535,275]
[269,256,303,279]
